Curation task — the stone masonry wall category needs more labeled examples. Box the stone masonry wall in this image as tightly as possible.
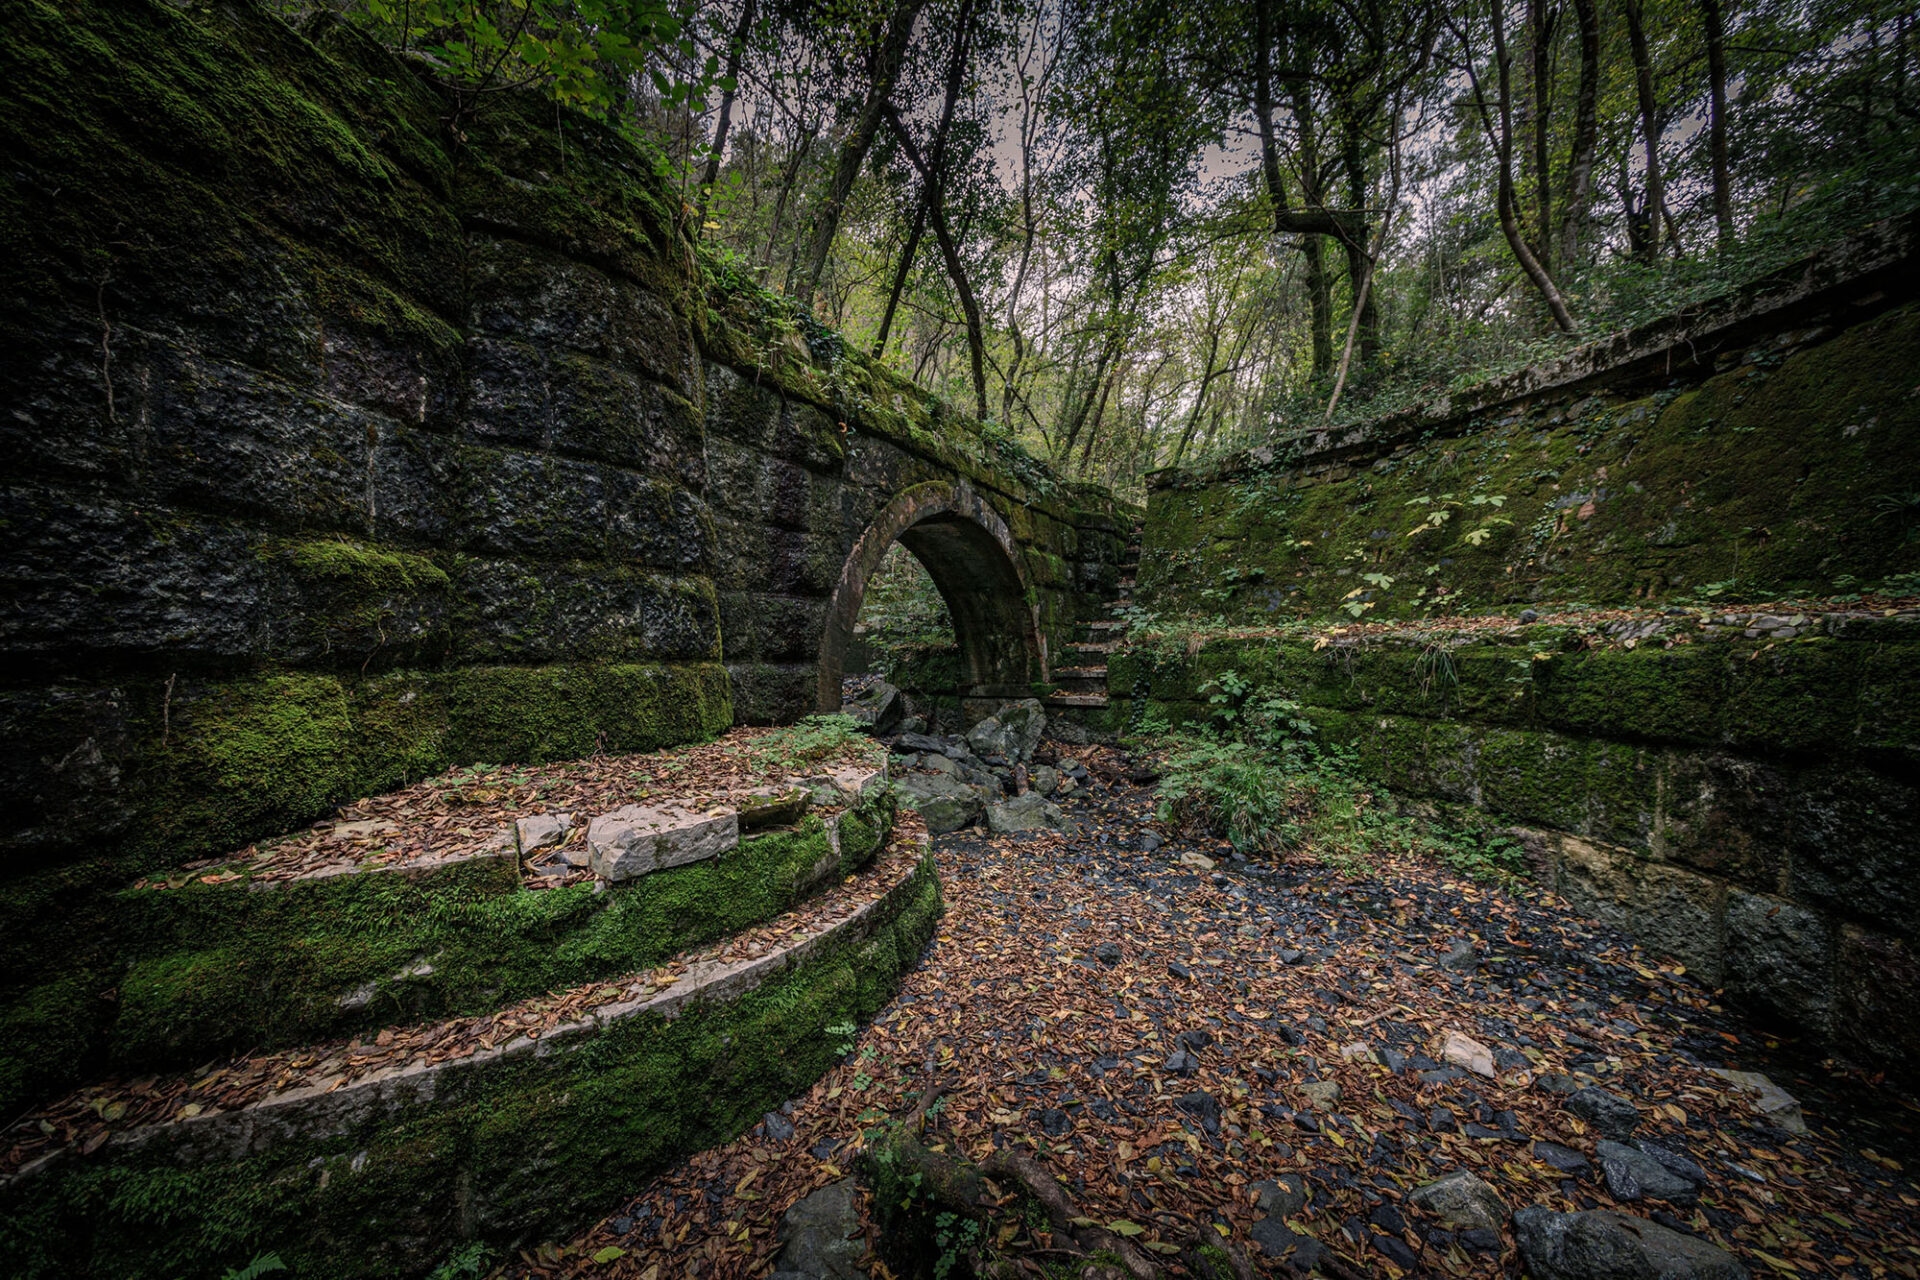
[0,0,1125,1114]
[1126,230,1920,1071]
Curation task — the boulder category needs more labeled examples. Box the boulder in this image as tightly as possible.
[1407,1170,1507,1234]
[770,1178,866,1280]
[966,698,1046,763]
[1032,764,1060,796]
[587,803,738,881]
[915,794,981,836]
[846,680,905,735]
[1513,1208,1750,1280]
[893,731,948,755]
[1596,1140,1700,1206]
[1567,1086,1641,1139]
[987,791,1071,833]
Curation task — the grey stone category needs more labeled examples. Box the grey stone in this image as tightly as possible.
[846,680,904,735]
[894,731,947,755]
[763,1112,796,1142]
[514,812,572,856]
[1406,1169,1506,1233]
[1032,764,1060,796]
[1513,1207,1749,1280]
[770,1178,866,1280]
[1297,1079,1341,1110]
[587,802,738,881]
[1567,1086,1640,1139]
[987,791,1071,833]
[914,793,982,836]
[1597,1140,1699,1205]
[966,698,1046,763]
[1708,1069,1807,1134]
[1250,1173,1308,1219]
[1723,890,1836,1030]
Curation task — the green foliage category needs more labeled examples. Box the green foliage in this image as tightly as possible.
[744,714,866,771]
[328,0,717,129]
[425,1242,495,1280]
[218,1254,287,1280]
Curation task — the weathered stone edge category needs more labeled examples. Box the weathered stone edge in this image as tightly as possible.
[1151,209,1920,490]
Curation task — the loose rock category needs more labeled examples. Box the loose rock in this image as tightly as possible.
[1406,1169,1507,1234]
[1513,1207,1750,1280]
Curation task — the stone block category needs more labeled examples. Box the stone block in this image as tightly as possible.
[1833,925,1920,1065]
[1657,751,1791,892]
[1546,832,1726,984]
[1723,889,1835,1031]
[586,802,739,881]
[1786,765,1920,935]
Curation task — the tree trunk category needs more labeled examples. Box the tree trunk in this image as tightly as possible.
[1702,0,1736,250]
[764,126,816,271]
[1622,0,1665,260]
[873,198,926,356]
[1526,0,1556,271]
[795,0,925,307]
[1557,0,1600,265]
[695,0,758,233]
[1462,0,1578,331]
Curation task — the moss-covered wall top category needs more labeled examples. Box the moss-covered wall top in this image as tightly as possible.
[1138,220,1920,623]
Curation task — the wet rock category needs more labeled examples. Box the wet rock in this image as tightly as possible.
[1040,1108,1073,1137]
[1513,1207,1750,1280]
[1597,1141,1700,1206]
[892,732,947,755]
[1165,1048,1201,1076]
[913,793,983,835]
[1407,1170,1507,1233]
[1094,941,1122,966]
[1709,1068,1807,1134]
[1439,938,1480,971]
[1250,1173,1308,1218]
[1567,1086,1641,1139]
[965,698,1046,763]
[1533,1140,1591,1173]
[763,1112,796,1142]
[770,1178,866,1280]
[1636,1141,1709,1187]
[846,680,904,735]
[1178,1028,1214,1051]
[1298,1079,1341,1110]
[1175,1090,1221,1135]
[1250,1218,1323,1269]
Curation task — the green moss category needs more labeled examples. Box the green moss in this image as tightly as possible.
[104,788,893,1069]
[439,661,732,764]
[0,857,943,1280]
[279,538,450,594]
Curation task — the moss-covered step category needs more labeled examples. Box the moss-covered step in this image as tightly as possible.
[0,834,943,1280]
[104,769,894,1074]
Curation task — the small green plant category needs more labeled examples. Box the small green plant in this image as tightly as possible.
[426,1243,496,1280]
[219,1256,287,1280]
[825,1019,858,1056]
[749,715,864,770]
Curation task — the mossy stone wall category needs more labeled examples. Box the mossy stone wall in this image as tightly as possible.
[0,0,1121,1122]
[1140,224,1920,623]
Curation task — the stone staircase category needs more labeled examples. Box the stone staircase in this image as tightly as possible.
[1043,524,1141,720]
[0,739,942,1279]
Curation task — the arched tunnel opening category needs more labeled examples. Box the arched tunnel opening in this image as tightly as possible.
[817,486,1046,728]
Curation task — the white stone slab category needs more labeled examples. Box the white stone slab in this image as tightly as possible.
[587,803,738,881]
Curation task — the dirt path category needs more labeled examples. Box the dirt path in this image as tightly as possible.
[518,778,1920,1279]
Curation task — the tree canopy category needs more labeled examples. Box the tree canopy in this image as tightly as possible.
[326,0,1920,494]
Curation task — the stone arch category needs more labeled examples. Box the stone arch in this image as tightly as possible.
[817,481,1047,715]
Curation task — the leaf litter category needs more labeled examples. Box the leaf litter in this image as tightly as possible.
[507,745,1920,1279]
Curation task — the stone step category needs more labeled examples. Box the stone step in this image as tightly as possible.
[0,835,943,1274]
[1065,640,1119,655]
[1044,693,1110,708]
[99,743,893,1077]
[1080,619,1128,632]
[1051,666,1108,681]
